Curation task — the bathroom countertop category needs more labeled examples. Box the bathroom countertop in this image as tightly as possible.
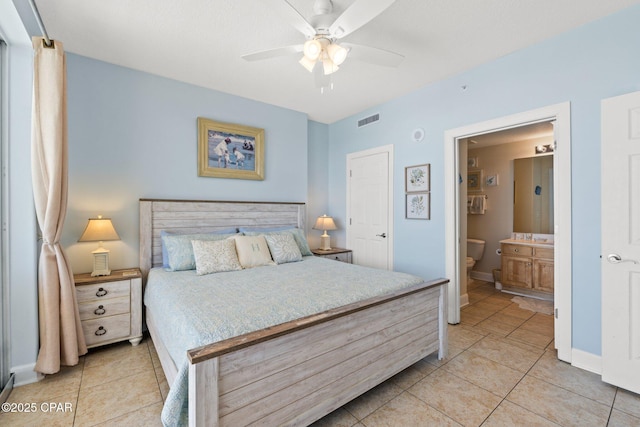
[499,239,554,248]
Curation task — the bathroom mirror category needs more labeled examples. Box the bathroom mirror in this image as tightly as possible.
[513,155,554,234]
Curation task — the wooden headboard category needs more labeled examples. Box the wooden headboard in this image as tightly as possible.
[139,199,306,278]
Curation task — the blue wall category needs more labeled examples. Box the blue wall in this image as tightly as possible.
[306,121,330,248]
[323,5,640,356]
[63,55,309,273]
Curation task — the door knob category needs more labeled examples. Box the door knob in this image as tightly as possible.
[376,233,387,238]
[607,254,639,264]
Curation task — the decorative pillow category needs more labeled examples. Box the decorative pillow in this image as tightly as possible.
[231,235,275,268]
[162,232,239,271]
[191,239,242,275]
[264,233,302,264]
[243,228,313,257]
[161,228,237,268]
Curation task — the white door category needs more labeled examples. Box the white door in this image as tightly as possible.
[601,90,640,393]
[347,145,393,269]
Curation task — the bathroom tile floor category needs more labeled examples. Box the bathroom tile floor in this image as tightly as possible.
[2,279,640,426]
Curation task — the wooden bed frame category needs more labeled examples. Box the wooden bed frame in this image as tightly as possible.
[139,199,448,427]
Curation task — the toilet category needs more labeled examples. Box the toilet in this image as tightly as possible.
[466,238,486,280]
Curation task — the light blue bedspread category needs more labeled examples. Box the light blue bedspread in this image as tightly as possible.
[144,256,425,426]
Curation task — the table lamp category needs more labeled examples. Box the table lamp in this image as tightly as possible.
[78,215,120,276]
[313,214,337,250]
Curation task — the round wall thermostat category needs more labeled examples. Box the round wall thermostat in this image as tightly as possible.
[412,128,425,142]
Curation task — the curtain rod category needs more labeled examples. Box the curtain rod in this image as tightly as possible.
[28,0,53,47]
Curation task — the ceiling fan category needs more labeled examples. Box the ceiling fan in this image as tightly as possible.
[242,0,404,85]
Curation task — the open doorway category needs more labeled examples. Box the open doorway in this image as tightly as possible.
[460,122,555,304]
[444,102,572,363]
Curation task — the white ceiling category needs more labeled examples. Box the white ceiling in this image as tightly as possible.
[466,121,554,148]
[35,0,640,124]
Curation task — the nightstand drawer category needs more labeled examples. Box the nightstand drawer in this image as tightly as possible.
[78,296,130,321]
[76,280,130,303]
[311,248,353,263]
[82,313,131,346]
[328,252,351,263]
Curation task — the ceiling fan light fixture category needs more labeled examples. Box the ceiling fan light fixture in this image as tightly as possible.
[327,43,347,65]
[299,55,317,72]
[303,39,322,60]
[322,57,339,75]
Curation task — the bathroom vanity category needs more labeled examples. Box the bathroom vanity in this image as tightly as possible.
[500,239,554,295]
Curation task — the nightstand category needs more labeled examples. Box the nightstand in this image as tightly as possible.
[311,248,353,263]
[74,268,143,348]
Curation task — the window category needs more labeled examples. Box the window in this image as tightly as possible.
[0,38,8,394]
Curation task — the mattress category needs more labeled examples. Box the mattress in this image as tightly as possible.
[144,256,425,426]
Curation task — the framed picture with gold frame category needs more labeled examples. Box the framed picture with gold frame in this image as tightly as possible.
[197,117,264,180]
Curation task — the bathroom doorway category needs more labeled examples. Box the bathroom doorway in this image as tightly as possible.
[444,103,572,363]
[461,122,555,303]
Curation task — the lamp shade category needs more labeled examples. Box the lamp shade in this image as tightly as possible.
[313,215,337,231]
[322,57,339,75]
[299,55,317,73]
[327,43,348,65]
[78,216,120,242]
[303,39,322,61]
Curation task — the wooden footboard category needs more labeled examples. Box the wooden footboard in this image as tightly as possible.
[187,279,448,427]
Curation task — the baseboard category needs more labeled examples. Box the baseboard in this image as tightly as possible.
[0,373,14,403]
[460,293,469,308]
[11,363,43,386]
[571,348,602,375]
[470,271,494,282]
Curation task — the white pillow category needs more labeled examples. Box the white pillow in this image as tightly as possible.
[231,235,275,268]
[264,233,302,264]
[191,239,242,275]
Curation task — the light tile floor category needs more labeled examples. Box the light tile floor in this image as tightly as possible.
[2,279,640,426]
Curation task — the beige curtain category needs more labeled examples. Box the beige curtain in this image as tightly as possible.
[31,37,87,374]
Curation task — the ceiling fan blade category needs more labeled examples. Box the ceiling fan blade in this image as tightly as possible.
[342,43,404,67]
[241,44,303,61]
[266,0,316,38]
[329,0,396,39]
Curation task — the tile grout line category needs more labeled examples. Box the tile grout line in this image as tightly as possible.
[606,388,619,426]
[456,281,559,425]
[477,348,559,426]
[71,357,84,427]
[76,339,162,426]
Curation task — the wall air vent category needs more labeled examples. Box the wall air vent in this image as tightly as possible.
[357,113,380,128]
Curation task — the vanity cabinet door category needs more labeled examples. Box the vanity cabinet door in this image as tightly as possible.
[501,255,532,289]
[533,258,554,293]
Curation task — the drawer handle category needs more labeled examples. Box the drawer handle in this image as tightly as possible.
[95,288,108,297]
[94,305,105,316]
[95,326,107,336]
[334,256,340,260]
[514,248,519,253]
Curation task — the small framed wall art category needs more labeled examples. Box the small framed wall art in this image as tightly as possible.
[467,169,484,192]
[197,117,264,180]
[405,164,430,193]
[406,193,430,220]
[486,174,499,186]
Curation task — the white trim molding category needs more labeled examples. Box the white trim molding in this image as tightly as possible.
[444,102,572,363]
[571,349,602,375]
[11,363,43,387]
